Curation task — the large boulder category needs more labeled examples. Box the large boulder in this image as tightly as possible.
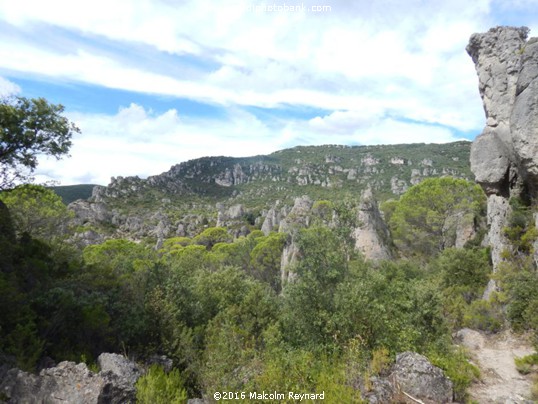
[359,351,453,403]
[391,352,453,404]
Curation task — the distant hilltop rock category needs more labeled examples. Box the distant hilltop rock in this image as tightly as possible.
[467,26,538,296]
[89,143,472,204]
[65,142,473,245]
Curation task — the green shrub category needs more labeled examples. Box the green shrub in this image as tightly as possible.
[136,364,187,404]
[515,353,538,375]
[428,347,480,402]
[433,248,490,301]
[5,322,44,371]
[370,347,391,376]
[248,349,365,403]
[462,299,503,333]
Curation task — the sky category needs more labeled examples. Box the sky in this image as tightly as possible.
[0,0,537,186]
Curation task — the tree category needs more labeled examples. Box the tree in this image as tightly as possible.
[193,227,232,250]
[385,177,485,257]
[250,232,287,292]
[0,96,79,189]
[0,184,73,240]
[281,227,348,349]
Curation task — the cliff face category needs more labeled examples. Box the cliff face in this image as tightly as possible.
[467,26,538,296]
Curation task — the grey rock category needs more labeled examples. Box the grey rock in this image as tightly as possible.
[391,352,453,403]
[359,375,394,404]
[215,164,248,187]
[353,187,392,261]
[280,237,299,285]
[467,26,538,292]
[278,196,312,233]
[454,328,485,350]
[227,204,244,219]
[72,229,105,248]
[97,353,142,387]
[261,204,288,235]
[390,176,408,195]
[176,223,186,237]
[69,199,111,226]
[278,196,313,284]
[0,356,142,404]
[358,351,453,403]
[470,129,512,194]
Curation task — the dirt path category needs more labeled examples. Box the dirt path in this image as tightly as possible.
[456,328,535,403]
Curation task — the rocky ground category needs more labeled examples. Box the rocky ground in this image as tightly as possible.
[456,328,535,403]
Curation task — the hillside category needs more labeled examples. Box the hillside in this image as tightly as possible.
[50,184,96,204]
[3,25,538,404]
[71,141,473,242]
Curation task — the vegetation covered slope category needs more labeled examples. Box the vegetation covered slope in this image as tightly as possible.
[97,141,471,207]
[75,141,473,243]
[1,177,495,402]
[50,184,96,204]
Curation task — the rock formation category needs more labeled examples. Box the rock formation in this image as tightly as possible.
[467,26,538,297]
[277,189,396,285]
[359,351,454,403]
[353,187,392,260]
[0,353,143,403]
[390,352,453,403]
[279,196,313,284]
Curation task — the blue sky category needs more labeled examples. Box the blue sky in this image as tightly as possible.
[1,0,537,185]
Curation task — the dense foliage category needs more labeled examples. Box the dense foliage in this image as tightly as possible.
[0,96,79,190]
[9,168,538,403]
[384,177,486,257]
[0,181,490,402]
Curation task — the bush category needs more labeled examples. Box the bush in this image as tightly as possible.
[463,298,503,333]
[248,349,364,403]
[136,364,187,404]
[428,347,480,402]
[433,248,490,300]
[515,353,538,375]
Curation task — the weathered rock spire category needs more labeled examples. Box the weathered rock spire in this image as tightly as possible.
[467,26,538,297]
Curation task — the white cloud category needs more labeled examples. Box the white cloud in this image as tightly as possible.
[0,0,496,129]
[35,104,284,185]
[3,0,537,185]
[0,76,21,97]
[34,103,465,185]
[305,110,464,146]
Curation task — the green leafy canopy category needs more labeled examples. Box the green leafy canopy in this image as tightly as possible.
[0,96,79,189]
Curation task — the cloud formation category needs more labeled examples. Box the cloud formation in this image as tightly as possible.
[0,76,20,97]
[1,0,537,184]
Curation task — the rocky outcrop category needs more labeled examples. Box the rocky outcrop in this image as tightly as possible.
[69,199,111,226]
[278,190,395,283]
[467,26,538,297]
[391,352,453,403]
[64,142,473,245]
[261,202,289,235]
[360,352,453,403]
[279,196,313,284]
[353,187,392,260]
[0,353,143,404]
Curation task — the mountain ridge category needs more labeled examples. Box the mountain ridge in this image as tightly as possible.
[66,141,474,244]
